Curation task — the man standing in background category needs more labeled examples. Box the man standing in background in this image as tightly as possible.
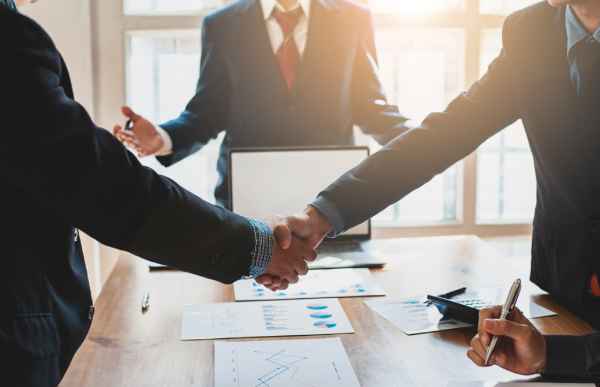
[114,0,410,208]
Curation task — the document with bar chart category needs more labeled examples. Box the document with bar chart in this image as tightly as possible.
[181,299,354,340]
[233,268,386,301]
[214,338,361,387]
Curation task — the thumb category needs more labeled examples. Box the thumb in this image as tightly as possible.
[286,215,312,239]
[121,106,141,122]
[273,223,292,250]
[483,318,530,340]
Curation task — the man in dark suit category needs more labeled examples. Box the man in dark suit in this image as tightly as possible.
[273,0,600,381]
[0,1,315,386]
[114,0,409,208]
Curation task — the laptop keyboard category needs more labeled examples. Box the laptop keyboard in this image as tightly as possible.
[317,241,365,255]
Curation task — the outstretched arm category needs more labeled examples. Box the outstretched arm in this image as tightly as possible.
[114,16,230,165]
[0,12,312,286]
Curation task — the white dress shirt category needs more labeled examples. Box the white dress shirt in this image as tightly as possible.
[155,0,311,156]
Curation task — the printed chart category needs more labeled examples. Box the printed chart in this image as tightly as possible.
[181,299,354,340]
[366,288,557,335]
[214,338,361,387]
[234,268,386,301]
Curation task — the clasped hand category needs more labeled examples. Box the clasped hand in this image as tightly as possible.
[258,207,333,291]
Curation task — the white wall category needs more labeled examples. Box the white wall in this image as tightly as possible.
[21,0,114,300]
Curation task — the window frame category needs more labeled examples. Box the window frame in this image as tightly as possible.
[91,0,533,238]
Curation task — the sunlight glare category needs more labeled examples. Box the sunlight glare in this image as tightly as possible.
[369,0,461,15]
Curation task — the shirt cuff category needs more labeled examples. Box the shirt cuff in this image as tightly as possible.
[543,335,589,378]
[155,126,173,156]
[310,196,346,237]
[247,219,274,278]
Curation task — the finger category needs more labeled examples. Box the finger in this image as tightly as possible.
[255,275,272,286]
[301,243,318,262]
[268,276,282,289]
[483,318,530,340]
[121,106,141,122]
[286,271,299,285]
[510,307,532,326]
[480,331,491,347]
[113,125,123,135]
[278,280,289,290]
[467,349,487,367]
[491,350,508,368]
[294,260,308,276]
[286,216,312,240]
[292,238,318,262]
[117,132,139,146]
[273,223,292,250]
[478,306,503,332]
[470,335,487,359]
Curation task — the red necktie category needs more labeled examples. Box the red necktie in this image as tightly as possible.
[272,7,304,90]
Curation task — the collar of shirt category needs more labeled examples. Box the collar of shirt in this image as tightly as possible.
[260,0,311,20]
[566,5,600,59]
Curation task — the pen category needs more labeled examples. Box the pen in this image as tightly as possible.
[124,119,133,131]
[141,291,150,313]
[425,286,467,306]
[484,279,522,365]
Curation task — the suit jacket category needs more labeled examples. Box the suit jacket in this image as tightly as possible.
[314,3,600,380]
[0,8,256,387]
[157,0,408,207]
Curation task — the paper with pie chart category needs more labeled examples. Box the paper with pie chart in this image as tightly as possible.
[233,268,386,301]
[214,338,361,387]
[181,299,354,340]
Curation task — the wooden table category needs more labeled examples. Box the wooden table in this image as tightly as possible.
[60,236,594,387]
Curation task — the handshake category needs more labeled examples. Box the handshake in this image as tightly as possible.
[258,207,334,291]
[112,106,334,290]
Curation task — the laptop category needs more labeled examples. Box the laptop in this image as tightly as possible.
[229,147,386,269]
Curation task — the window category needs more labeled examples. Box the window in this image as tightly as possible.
[94,0,537,235]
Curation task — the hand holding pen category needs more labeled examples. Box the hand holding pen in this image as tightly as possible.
[467,281,547,375]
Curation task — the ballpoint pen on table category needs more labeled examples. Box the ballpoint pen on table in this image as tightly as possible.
[141,291,150,313]
[424,286,467,306]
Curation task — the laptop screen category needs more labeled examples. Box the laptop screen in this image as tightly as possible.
[229,147,370,238]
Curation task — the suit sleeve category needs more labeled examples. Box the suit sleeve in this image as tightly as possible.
[314,15,520,231]
[544,335,600,381]
[156,17,230,167]
[0,17,252,284]
[351,9,410,145]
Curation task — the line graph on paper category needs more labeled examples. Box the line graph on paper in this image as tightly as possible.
[214,339,361,387]
[252,350,310,387]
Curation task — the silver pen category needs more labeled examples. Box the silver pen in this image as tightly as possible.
[485,279,522,365]
[141,291,150,313]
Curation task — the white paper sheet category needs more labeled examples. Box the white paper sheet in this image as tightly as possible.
[365,288,557,335]
[233,268,386,301]
[214,338,361,387]
[181,299,354,340]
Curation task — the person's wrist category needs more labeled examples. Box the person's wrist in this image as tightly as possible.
[247,219,274,278]
[305,205,333,239]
